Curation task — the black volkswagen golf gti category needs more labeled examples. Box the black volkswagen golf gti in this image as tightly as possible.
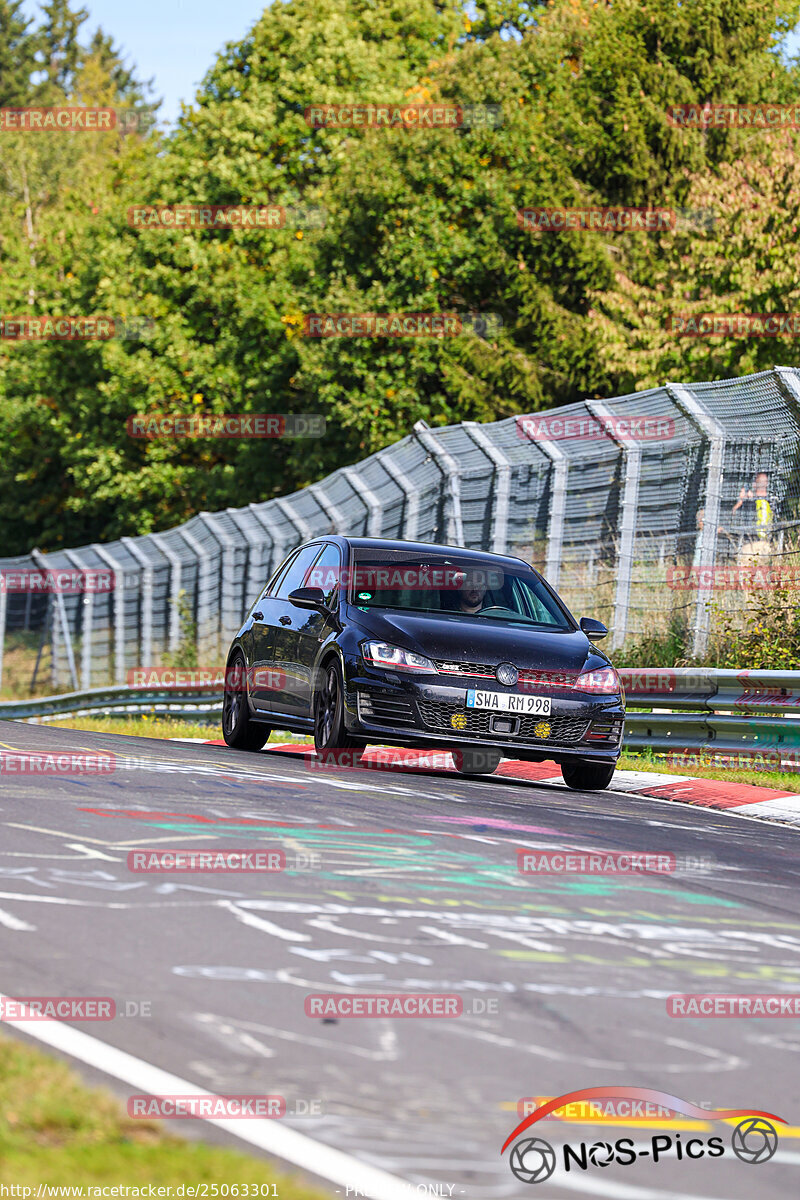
[222,537,625,790]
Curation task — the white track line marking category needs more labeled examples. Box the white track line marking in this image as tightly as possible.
[219,900,311,942]
[0,991,414,1200]
[0,908,35,931]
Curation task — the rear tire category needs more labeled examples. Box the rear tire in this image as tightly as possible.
[453,748,502,775]
[561,760,616,791]
[222,652,270,750]
[313,659,363,765]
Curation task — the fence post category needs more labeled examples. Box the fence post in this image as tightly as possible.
[64,549,95,690]
[308,482,347,534]
[30,548,78,691]
[121,538,154,672]
[90,544,126,685]
[376,449,420,541]
[179,527,215,660]
[667,384,725,657]
[462,421,511,554]
[519,426,568,589]
[585,399,642,649]
[229,507,273,620]
[197,513,239,653]
[341,469,383,536]
[151,534,182,656]
[412,421,465,545]
[274,497,313,544]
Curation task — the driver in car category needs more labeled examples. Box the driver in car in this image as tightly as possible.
[457,574,488,613]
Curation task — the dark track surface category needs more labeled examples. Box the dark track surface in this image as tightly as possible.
[1,719,800,1199]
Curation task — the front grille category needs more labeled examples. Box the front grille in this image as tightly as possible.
[358,692,415,727]
[435,661,582,690]
[417,700,590,745]
[434,659,495,678]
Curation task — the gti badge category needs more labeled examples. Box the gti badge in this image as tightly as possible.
[496,662,518,686]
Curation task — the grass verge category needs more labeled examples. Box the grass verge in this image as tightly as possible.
[28,715,313,744]
[0,1031,329,1195]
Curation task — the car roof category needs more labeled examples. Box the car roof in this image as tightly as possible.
[320,535,530,570]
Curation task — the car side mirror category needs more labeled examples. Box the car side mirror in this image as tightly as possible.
[288,586,328,611]
[579,616,608,640]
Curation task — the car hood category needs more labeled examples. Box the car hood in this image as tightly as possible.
[346,606,608,672]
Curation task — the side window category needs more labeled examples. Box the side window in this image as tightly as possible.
[266,549,301,598]
[304,542,342,607]
[274,544,324,600]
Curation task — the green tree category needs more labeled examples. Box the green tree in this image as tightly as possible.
[0,0,37,105]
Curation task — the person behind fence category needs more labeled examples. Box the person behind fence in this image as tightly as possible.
[692,507,734,567]
[732,471,775,560]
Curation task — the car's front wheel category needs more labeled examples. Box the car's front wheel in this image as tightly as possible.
[561,760,616,791]
[452,748,502,775]
[313,659,363,763]
[222,653,270,750]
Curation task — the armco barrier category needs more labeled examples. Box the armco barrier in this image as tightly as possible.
[621,667,800,769]
[3,667,800,770]
[0,685,223,723]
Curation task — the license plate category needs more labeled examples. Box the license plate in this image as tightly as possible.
[466,690,551,715]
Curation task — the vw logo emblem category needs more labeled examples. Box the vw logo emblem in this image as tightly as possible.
[508,1137,556,1184]
[731,1117,778,1164]
[496,662,518,686]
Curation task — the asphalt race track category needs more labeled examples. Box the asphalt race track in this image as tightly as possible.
[2,720,800,1199]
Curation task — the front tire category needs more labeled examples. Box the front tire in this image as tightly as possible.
[561,759,616,791]
[313,659,363,764]
[222,653,270,750]
[453,748,502,775]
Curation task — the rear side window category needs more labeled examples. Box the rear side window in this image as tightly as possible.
[267,549,301,598]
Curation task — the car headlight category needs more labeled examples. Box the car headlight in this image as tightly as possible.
[362,641,438,674]
[576,667,621,695]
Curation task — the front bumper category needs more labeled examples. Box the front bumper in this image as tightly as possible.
[343,670,625,766]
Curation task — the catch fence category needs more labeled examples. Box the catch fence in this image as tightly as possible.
[2,366,799,693]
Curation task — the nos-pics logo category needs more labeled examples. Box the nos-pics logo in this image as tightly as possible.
[501,1087,783,1183]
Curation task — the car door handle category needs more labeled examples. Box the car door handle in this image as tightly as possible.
[252,610,263,621]
[279,615,292,626]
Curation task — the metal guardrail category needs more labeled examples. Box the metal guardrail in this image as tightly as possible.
[2,668,800,768]
[619,668,800,769]
[0,685,223,723]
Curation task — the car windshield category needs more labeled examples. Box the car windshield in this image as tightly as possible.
[346,550,572,628]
